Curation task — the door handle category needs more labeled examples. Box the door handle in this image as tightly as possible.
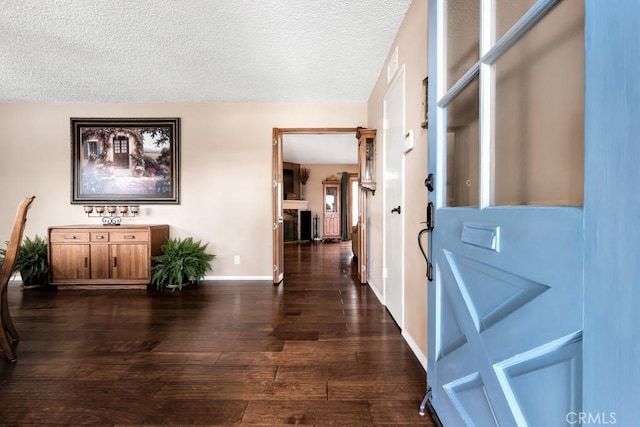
[418,227,433,281]
[391,205,401,214]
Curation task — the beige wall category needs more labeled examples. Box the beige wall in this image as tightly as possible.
[366,0,429,364]
[0,102,365,278]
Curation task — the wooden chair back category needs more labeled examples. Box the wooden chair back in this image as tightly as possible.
[0,196,35,362]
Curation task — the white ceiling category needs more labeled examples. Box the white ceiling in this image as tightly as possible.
[283,133,357,164]
[0,1,412,103]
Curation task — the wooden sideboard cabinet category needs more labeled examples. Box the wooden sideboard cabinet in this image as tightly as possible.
[48,225,169,286]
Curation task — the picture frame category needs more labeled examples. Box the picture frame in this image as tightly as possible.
[421,77,429,129]
[71,117,180,204]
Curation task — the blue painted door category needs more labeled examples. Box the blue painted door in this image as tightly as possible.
[426,1,585,425]
[582,1,640,425]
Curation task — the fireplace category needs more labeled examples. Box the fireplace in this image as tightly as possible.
[282,200,310,242]
[283,209,299,241]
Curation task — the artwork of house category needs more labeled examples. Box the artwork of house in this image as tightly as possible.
[72,121,178,202]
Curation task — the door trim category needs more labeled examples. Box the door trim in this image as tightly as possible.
[272,129,284,284]
[272,127,358,285]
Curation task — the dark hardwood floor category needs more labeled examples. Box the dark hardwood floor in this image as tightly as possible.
[0,241,435,426]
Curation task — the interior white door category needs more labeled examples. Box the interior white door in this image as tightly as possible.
[383,68,405,327]
[425,1,585,425]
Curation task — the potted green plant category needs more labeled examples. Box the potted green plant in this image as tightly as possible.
[0,235,49,288]
[151,237,215,291]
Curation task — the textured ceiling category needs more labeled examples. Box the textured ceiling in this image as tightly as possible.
[0,0,412,103]
[283,132,357,164]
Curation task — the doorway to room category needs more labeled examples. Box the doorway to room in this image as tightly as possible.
[272,128,362,284]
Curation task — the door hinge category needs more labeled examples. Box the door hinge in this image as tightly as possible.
[273,264,278,272]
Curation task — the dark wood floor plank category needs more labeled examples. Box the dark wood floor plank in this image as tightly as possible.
[0,397,164,425]
[154,379,328,401]
[242,400,372,426]
[216,350,359,366]
[328,379,427,401]
[123,364,277,383]
[0,241,435,425]
[152,338,285,353]
[276,364,421,383]
[370,400,437,426]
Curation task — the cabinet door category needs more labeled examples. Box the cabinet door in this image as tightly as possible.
[111,244,149,280]
[90,245,110,279]
[50,244,90,281]
[326,215,340,237]
[323,183,341,238]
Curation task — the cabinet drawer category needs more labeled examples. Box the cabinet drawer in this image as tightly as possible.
[91,232,109,242]
[49,231,90,243]
[109,231,149,243]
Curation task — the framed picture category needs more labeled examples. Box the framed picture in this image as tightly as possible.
[71,117,180,204]
[421,77,429,129]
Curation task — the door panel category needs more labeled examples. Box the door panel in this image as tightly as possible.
[111,244,148,280]
[90,244,110,279]
[357,189,368,284]
[50,244,90,281]
[427,1,585,425]
[383,68,405,327]
[432,207,583,424]
[272,131,283,284]
[431,211,584,426]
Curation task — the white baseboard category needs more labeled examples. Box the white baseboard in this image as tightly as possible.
[367,278,384,304]
[203,275,272,281]
[402,329,428,372]
[11,275,272,283]
[367,278,427,374]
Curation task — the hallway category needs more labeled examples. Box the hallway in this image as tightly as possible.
[0,241,434,425]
